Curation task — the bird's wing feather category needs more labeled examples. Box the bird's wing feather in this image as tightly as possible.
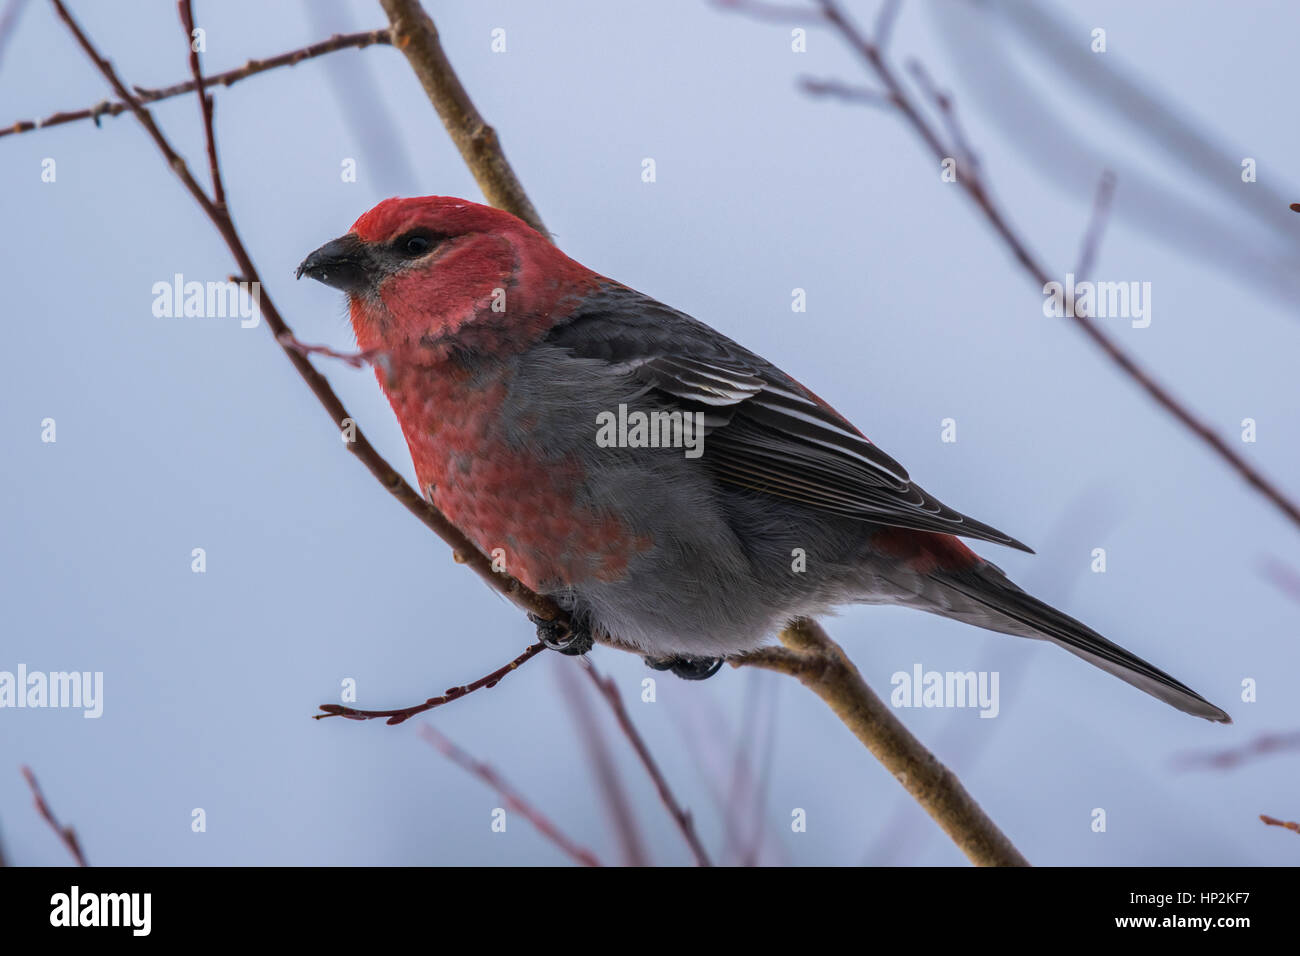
[543,285,1031,552]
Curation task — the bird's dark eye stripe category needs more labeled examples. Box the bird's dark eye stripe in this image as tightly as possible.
[395,232,444,256]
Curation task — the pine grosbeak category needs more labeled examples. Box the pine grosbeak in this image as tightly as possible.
[297,196,1229,723]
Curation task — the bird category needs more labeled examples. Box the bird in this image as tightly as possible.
[296,195,1230,724]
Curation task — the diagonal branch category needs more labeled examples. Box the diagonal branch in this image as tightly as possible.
[419,726,603,865]
[581,661,714,866]
[21,766,88,866]
[177,0,223,209]
[734,619,1030,867]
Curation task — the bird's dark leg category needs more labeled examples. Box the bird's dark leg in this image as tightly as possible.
[642,655,725,681]
[528,613,594,657]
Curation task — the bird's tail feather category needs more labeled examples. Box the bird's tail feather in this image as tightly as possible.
[935,567,1231,724]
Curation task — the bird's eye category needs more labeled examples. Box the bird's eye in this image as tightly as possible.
[404,235,431,255]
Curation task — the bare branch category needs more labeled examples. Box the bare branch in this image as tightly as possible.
[2,28,391,139]
[1175,731,1300,771]
[0,0,27,72]
[553,660,651,866]
[317,641,547,725]
[735,619,1031,867]
[1260,814,1300,835]
[419,726,603,866]
[177,0,223,209]
[1075,170,1118,280]
[874,0,902,50]
[581,662,714,866]
[1259,555,1300,607]
[21,766,88,866]
[711,0,825,23]
[799,76,897,109]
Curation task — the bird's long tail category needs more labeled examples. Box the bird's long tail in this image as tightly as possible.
[932,564,1231,723]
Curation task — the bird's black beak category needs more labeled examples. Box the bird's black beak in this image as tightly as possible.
[296,233,369,292]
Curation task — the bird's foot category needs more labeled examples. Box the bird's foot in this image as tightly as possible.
[529,613,594,657]
[642,655,724,681]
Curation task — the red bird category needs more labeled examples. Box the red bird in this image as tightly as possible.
[297,196,1229,723]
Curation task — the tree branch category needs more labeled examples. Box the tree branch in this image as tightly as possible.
[736,619,1029,867]
[317,641,547,725]
[419,726,603,866]
[21,766,88,867]
[581,661,714,866]
[2,28,391,139]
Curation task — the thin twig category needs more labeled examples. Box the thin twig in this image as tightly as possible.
[276,331,379,369]
[317,641,547,725]
[905,57,980,172]
[581,661,714,866]
[1176,731,1300,771]
[734,619,1031,867]
[1259,555,1300,607]
[21,766,88,866]
[874,0,902,51]
[1260,814,1300,835]
[1075,170,1118,280]
[419,725,603,866]
[178,0,223,210]
[553,660,651,866]
[0,0,27,72]
[3,28,391,138]
[799,76,896,108]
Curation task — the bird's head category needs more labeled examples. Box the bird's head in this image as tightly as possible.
[296,196,601,351]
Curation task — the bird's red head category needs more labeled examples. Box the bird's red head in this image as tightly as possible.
[297,196,603,353]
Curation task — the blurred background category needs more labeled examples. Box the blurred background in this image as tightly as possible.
[1,0,1297,866]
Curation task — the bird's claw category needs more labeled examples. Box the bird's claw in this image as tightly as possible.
[642,655,724,681]
[529,613,594,657]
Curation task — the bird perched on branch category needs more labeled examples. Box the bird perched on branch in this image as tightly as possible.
[297,195,1229,723]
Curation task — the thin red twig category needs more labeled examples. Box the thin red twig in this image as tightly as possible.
[177,0,223,209]
[21,766,88,866]
[317,642,548,725]
[1260,814,1300,835]
[1075,170,1118,280]
[418,725,603,866]
[553,660,651,865]
[2,28,391,138]
[581,662,713,866]
[1176,731,1300,771]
